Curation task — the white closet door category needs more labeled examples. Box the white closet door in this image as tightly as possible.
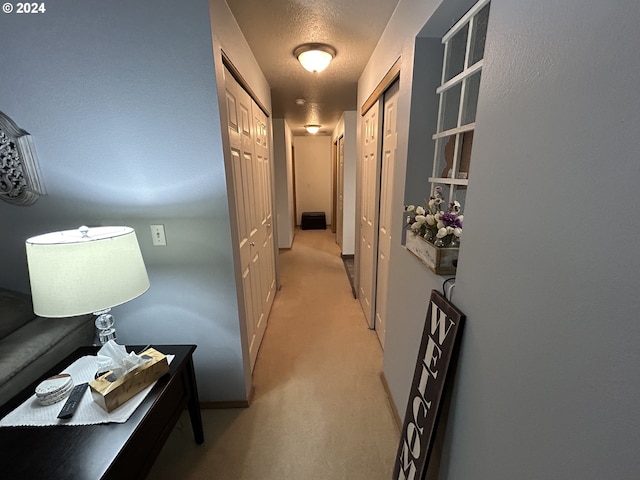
[358,100,382,328]
[375,81,399,348]
[336,136,345,249]
[224,67,275,371]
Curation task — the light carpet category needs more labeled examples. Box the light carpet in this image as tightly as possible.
[146,228,399,480]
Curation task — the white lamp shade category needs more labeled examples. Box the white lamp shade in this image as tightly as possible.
[297,49,333,73]
[25,226,150,318]
[304,125,321,134]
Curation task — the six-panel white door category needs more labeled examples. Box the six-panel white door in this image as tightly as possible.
[224,68,276,372]
[358,101,382,328]
[374,81,399,348]
[336,136,345,250]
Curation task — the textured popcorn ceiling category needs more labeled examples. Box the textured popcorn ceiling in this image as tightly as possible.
[226,0,400,135]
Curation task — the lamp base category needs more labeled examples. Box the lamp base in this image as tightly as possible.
[95,309,117,345]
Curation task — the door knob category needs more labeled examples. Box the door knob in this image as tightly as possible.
[250,242,256,247]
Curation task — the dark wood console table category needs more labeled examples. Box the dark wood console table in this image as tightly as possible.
[0,344,203,479]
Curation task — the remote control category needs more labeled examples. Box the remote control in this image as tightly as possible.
[57,383,88,419]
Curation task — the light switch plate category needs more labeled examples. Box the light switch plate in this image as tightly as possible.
[150,224,167,246]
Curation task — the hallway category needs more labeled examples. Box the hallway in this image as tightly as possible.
[146,228,399,479]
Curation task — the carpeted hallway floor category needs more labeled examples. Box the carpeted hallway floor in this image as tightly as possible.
[146,228,399,480]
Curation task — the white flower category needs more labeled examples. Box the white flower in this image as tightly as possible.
[415,215,427,223]
[426,214,436,225]
[436,227,448,238]
[437,221,444,229]
[446,226,454,234]
[428,199,435,209]
[415,206,425,215]
[457,215,464,222]
[406,205,415,212]
[454,227,462,237]
[411,222,421,231]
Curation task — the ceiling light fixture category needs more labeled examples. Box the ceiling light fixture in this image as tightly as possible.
[304,125,321,134]
[294,43,336,73]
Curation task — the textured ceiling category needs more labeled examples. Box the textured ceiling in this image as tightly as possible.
[225,0,399,136]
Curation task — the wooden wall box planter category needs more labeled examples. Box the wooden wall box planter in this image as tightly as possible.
[405,233,458,275]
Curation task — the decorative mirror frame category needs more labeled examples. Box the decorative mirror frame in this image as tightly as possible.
[0,111,46,206]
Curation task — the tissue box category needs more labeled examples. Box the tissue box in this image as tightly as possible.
[89,347,169,412]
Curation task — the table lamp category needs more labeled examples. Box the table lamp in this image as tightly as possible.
[25,225,150,344]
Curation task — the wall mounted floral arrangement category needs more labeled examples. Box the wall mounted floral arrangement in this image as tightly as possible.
[404,186,462,275]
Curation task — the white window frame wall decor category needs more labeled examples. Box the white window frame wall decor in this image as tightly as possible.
[0,111,46,206]
[429,0,490,211]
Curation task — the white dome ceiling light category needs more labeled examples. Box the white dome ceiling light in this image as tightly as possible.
[294,43,336,73]
[304,125,321,134]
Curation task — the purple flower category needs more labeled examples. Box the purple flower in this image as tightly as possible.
[440,212,462,229]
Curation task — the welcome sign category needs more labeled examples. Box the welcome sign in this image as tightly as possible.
[392,290,465,480]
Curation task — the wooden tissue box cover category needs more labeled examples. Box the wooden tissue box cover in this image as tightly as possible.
[89,348,169,412]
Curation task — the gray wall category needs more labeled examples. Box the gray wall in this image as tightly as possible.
[403,37,442,206]
[342,111,358,256]
[361,0,640,478]
[330,111,357,255]
[274,118,295,249]
[293,136,333,225]
[0,0,247,402]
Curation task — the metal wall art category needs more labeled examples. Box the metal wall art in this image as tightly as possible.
[0,111,46,206]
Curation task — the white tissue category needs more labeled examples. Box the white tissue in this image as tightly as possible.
[95,340,150,380]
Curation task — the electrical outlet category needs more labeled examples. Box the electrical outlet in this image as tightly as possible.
[150,224,167,246]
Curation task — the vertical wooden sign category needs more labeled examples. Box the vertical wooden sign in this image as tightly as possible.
[392,290,465,480]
